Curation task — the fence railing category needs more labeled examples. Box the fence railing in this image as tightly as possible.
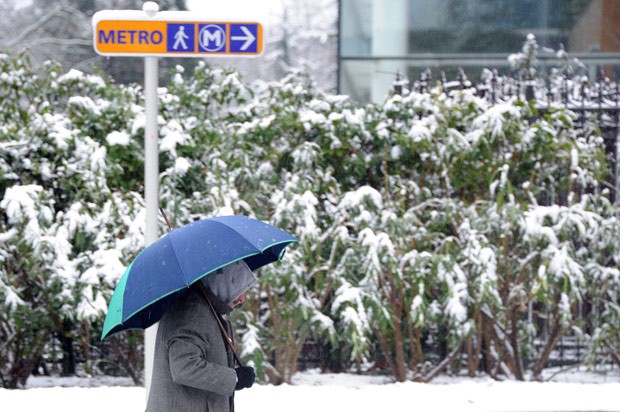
[393,68,620,203]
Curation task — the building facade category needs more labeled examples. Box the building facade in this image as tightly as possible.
[338,0,620,103]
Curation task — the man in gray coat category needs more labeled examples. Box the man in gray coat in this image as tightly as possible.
[146,260,257,412]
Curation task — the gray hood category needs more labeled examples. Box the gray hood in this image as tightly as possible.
[201,260,257,305]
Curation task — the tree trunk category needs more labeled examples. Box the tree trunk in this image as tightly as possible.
[509,306,524,380]
[532,318,563,378]
[80,322,93,375]
[59,320,76,376]
[468,311,483,376]
[374,325,396,378]
[406,320,423,372]
[393,321,407,382]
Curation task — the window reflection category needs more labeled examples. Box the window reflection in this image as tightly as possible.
[339,0,620,102]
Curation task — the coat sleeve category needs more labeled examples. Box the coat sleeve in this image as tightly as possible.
[163,297,237,396]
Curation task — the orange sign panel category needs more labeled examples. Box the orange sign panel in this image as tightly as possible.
[96,20,168,54]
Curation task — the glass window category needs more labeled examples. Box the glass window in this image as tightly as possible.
[339,0,620,102]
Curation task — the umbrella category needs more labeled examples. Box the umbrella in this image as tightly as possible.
[101,215,297,340]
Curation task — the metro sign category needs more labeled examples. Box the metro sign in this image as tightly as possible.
[92,4,266,403]
[93,10,263,57]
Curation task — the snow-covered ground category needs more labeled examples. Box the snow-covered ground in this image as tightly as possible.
[2,368,619,412]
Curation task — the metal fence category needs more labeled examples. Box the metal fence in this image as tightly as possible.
[392,68,620,204]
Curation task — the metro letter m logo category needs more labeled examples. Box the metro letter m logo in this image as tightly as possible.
[198,24,226,52]
[99,30,115,44]
[202,30,222,47]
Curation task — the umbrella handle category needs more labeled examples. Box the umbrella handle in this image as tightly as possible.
[160,207,173,232]
[198,283,244,367]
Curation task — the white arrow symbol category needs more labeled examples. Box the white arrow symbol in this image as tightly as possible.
[231,26,256,51]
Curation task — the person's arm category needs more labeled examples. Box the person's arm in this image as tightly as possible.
[162,295,237,396]
[166,329,237,396]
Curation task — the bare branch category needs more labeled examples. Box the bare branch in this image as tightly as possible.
[414,338,466,383]
[22,37,92,47]
[6,5,65,48]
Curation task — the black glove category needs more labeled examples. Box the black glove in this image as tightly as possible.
[235,366,255,390]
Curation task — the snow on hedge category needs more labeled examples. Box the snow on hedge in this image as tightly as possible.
[0,51,619,388]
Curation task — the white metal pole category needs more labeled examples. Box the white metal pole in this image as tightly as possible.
[142,3,161,405]
[143,55,159,404]
[142,2,160,404]
[141,2,160,404]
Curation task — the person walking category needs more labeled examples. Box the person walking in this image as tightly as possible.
[146,260,257,412]
[173,25,189,50]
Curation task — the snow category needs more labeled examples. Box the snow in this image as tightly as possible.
[409,122,432,141]
[173,157,192,175]
[472,103,521,138]
[68,96,109,116]
[106,131,131,146]
[0,184,42,224]
[160,120,191,155]
[332,281,369,340]
[3,369,619,412]
[338,186,383,213]
[299,109,328,130]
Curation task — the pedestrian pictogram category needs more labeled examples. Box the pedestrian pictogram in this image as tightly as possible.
[172,25,189,50]
[173,26,188,49]
[167,24,196,52]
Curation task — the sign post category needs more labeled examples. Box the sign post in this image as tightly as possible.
[143,54,159,400]
[92,1,264,403]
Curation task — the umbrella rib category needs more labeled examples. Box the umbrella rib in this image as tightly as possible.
[209,218,298,253]
[166,233,192,287]
[208,219,264,250]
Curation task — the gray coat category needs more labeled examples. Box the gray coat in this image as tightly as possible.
[146,286,237,412]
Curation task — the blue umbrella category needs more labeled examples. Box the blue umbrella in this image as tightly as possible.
[101,215,297,340]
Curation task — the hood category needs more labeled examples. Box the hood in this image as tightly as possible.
[201,260,257,305]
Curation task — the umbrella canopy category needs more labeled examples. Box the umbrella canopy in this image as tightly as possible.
[101,215,297,340]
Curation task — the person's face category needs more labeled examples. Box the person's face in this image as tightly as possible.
[231,293,246,308]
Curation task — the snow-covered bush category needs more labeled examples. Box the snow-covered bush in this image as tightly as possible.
[1,50,618,387]
[0,54,145,388]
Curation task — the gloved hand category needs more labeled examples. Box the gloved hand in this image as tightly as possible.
[235,366,256,390]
